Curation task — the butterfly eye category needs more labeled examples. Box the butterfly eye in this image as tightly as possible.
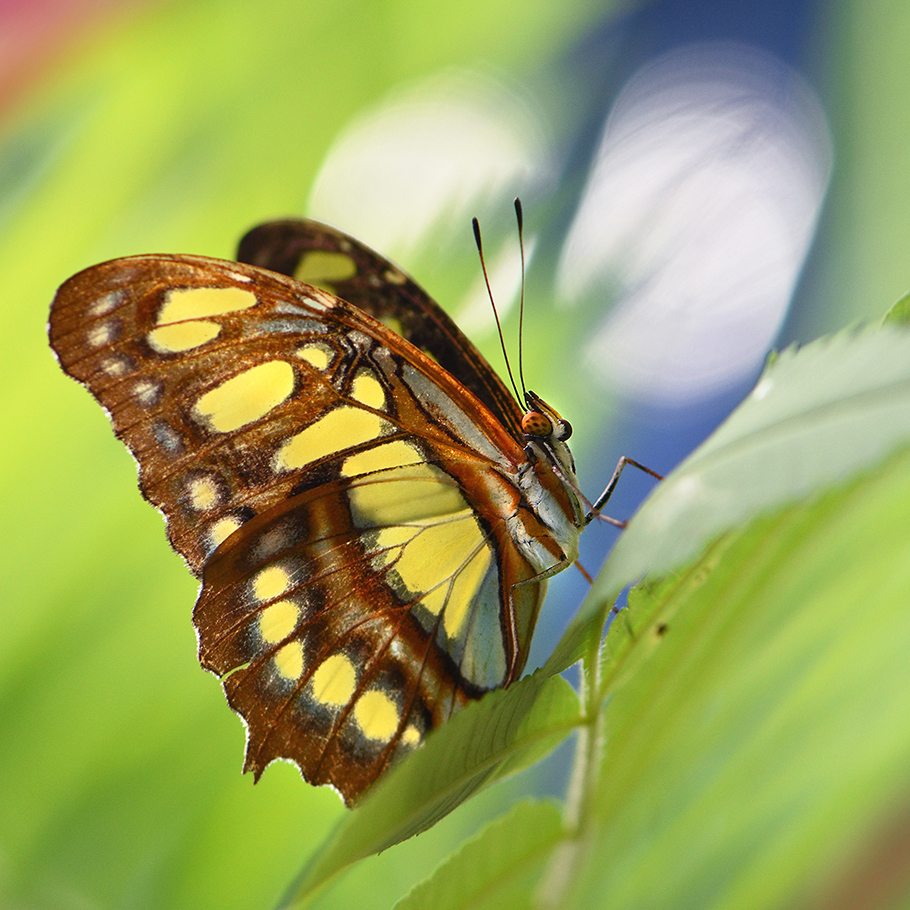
[521,411,553,438]
[556,419,572,441]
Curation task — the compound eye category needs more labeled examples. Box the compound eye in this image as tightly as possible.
[556,419,572,441]
[521,411,552,437]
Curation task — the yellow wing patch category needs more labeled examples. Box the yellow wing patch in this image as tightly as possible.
[296,344,333,371]
[273,406,389,471]
[379,514,481,593]
[374,511,493,636]
[273,640,305,680]
[348,462,467,525]
[309,654,357,707]
[259,600,301,644]
[253,564,291,601]
[148,320,221,353]
[353,689,400,742]
[294,250,357,291]
[341,438,420,478]
[400,724,422,748]
[207,515,243,550]
[430,541,492,640]
[193,361,295,433]
[157,285,257,322]
[350,371,386,409]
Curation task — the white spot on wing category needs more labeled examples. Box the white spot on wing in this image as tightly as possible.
[133,378,162,407]
[88,292,121,317]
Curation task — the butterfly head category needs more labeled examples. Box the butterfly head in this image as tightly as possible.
[521,391,572,443]
[522,390,571,438]
[521,389,577,480]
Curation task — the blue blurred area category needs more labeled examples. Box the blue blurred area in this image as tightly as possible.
[562,0,820,174]
[530,0,827,670]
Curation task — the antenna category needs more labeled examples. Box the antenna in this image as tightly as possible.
[472,216,523,405]
[514,197,527,400]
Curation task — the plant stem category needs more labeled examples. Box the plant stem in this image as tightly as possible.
[534,624,605,908]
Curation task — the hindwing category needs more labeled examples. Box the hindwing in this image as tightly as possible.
[48,233,578,804]
[237,219,524,436]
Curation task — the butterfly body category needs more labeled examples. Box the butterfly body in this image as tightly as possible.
[49,221,583,803]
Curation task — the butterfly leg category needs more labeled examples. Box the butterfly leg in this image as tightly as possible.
[584,457,663,527]
[512,553,576,587]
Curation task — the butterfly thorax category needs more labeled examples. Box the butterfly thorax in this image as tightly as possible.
[506,392,584,581]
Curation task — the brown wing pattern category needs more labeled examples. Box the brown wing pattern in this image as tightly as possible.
[49,253,547,803]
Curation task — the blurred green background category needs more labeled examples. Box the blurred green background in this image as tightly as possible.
[2,0,909,907]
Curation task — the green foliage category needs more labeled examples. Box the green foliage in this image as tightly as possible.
[394,800,565,910]
[566,451,910,909]
[5,1,910,908]
[884,290,910,325]
[285,673,579,904]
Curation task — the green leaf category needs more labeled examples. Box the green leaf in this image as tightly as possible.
[552,445,910,909]
[394,800,564,910]
[283,671,580,907]
[884,290,910,325]
[549,325,910,673]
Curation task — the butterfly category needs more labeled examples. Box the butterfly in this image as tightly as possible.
[48,211,653,804]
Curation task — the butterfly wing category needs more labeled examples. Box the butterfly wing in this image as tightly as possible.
[49,253,552,803]
[238,218,524,438]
